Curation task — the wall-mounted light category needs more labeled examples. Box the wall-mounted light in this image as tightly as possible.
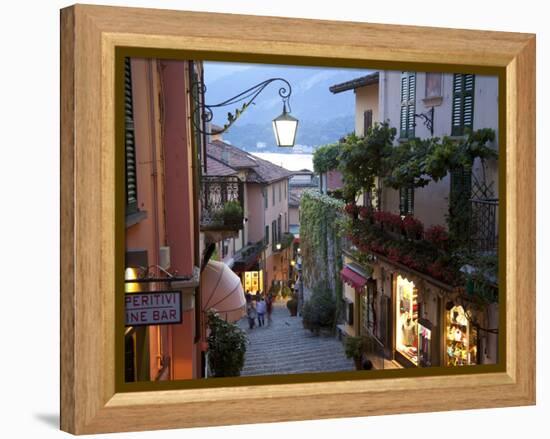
[191,77,298,147]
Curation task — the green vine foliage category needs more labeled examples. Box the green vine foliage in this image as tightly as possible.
[300,190,344,302]
[313,142,342,174]
[385,128,497,190]
[338,122,396,199]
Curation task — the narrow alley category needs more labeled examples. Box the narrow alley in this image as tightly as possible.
[237,302,354,376]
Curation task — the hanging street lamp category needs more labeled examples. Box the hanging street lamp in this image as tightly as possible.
[191,76,299,147]
[272,103,299,147]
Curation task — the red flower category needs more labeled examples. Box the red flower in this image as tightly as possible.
[344,203,358,216]
[402,215,424,239]
[387,247,401,262]
[424,225,449,249]
[358,206,371,220]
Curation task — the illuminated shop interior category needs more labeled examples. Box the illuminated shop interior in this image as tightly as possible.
[446,305,478,366]
[395,275,418,365]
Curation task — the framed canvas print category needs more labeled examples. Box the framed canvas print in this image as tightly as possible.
[60,4,536,435]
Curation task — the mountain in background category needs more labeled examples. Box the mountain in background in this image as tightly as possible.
[204,63,372,152]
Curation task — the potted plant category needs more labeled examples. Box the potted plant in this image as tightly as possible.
[344,336,366,370]
[301,286,336,336]
[286,296,298,316]
[222,200,243,227]
[207,312,247,377]
[281,285,292,299]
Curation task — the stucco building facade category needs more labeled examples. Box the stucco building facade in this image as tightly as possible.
[330,70,499,369]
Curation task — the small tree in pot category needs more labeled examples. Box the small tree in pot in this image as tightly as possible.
[344,336,366,370]
[286,294,298,316]
[222,200,243,227]
[207,312,247,377]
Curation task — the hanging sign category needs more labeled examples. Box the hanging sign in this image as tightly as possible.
[125,291,182,326]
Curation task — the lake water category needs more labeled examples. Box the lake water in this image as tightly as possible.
[252,152,313,172]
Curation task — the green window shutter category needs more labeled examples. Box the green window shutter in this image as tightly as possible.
[451,73,475,136]
[265,225,269,245]
[399,185,414,216]
[400,72,416,139]
[124,57,138,214]
[363,109,373,135]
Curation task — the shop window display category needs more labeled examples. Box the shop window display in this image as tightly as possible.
[418,319,432,367]
[395,275,418,365]
[446,305,478,366]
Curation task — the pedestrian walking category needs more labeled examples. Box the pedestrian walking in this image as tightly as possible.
[256,296,266,327]
[247,302,257,329]
[266,293,273,325]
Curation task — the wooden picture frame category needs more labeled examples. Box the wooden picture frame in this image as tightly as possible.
[60,4,535,434]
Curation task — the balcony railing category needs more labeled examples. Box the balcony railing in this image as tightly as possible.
[272,232,294,253]
[232,240,266,272]
[469,198,498,253]
[200,176,244,231]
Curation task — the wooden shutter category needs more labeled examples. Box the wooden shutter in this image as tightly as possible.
[363,109,373,136]
[451,73,475,136]
[265,225,269,245]
[272,220,276,249]
[399,186,414,216]
[124,58,138,214]
[400,72,416,138]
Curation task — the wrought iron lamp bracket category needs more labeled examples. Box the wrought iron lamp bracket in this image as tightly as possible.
[191,77,293,135]
[413,107,435,136]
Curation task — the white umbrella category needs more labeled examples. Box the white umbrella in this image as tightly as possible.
[201,260,246,323]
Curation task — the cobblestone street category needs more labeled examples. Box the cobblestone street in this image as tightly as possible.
[237,301,355,376]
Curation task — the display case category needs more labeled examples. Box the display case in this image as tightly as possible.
[445,305,478,366]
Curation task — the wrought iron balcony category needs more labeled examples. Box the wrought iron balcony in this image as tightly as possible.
[200,176,244,232]
[232,240,266,272]
[469,198,498,253]
[272,232,294,253]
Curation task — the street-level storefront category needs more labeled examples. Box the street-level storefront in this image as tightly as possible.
[242,270,264,294]
[339,258,370,337]
[390,270,444,368]
[394,275,419,365]
[445,304,478,366]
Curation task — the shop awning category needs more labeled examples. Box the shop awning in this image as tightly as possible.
[340,266,368,290]
[201,260,246,323]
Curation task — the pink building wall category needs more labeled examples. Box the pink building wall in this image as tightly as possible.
[159,60,197,380]
[247,184,264,243]
[263,179,290,288]
[125,58,199,381]
[327,169,344,191]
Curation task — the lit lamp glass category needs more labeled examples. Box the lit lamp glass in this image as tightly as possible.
[125,267,140,293]
[272,105,298,147]
[290,260,296,266]
[276,243,282,251]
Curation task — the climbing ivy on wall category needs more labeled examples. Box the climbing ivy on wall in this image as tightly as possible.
[300,190,344,301]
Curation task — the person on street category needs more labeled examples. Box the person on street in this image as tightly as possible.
[266,293,273,325]
[247,301,257,329]
[256,296,266,327]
